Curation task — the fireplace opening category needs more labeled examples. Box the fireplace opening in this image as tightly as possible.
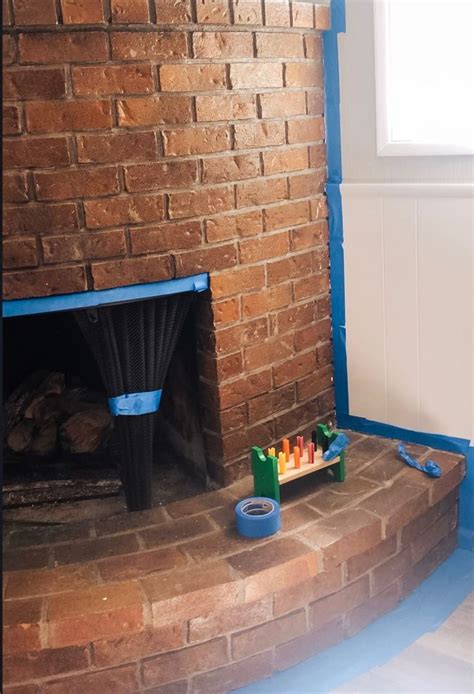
[3,297,207,519]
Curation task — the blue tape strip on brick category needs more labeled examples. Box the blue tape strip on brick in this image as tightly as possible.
[108,390,162,416]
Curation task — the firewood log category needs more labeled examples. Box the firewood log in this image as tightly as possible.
[60,408,112,454]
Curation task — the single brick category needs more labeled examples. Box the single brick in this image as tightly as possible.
[142,639,228,688]
[3,105,21,135]
[169,186,234,219]
[163,126,230,156]
[305,34,322,60]
[3,172,29,203]
[12,0,57,25]
[230,62,283,89]
[286,61,323,87]
[3,202,79,235]
[202,153,260,184]
[234,121,285,149]
[196,93,256,121]
[3,266,87,300]
[26,100,112,133]
[3,597,43,655]
[3,237,38,269]
[359,479,430,537]
[4,136,70,169]
[76,131,157,164]
[155,0,192,23]
[3,67,66,99]
[34,166,119,201]
[276,618,343,672]
[193,31,253,58]
[264,0,290,27]
[236,176,287,208]
[211,264,265,298]
[124,160,198,192]
[310,576,370,630]
[259,90,306,118]
[242,284,292,318]
[72,64,154,96]
[129,220,202,254]
[175,243,237,276]
[232,610,306,660]
[117,96,192,126]
[287,116,325,144]
[93,625,185,668]
[111,31,187,60]
[263,146,308,174]
[244,336,293,371]
[60,0,105,23]
[232,0,262,25]
[289,169,325,199]
[3,34,16,64]
[256,32,304,58]
[205,209,262,241]
[292,1,314,27]
[264,199,310,230]
[189,597,272,643]
[41,230,127,263]
[196,0,230,24]
[111,0,150,23]
[315,4,331,30]
[3,645,89,686]
[19,32,108,64]
[84,194,164,228]
[39,664,139,693]
[160,64,226,92]
[91,255,173,290]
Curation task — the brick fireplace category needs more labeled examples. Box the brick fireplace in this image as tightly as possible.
[3,0,333,488]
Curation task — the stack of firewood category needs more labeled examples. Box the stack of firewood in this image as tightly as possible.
[5,371,113,459]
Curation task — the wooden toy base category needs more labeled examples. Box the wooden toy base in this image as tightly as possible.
[278,448,336,485]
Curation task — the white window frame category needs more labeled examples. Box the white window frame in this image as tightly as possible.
[373,0,474,157]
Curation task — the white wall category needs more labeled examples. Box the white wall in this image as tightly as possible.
[339,0,474,441]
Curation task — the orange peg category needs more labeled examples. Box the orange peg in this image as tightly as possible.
[278,451,286,474]
[293,445,301,468]
[283,438,290,462]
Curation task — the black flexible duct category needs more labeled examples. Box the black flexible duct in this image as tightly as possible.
[74,293,193,511]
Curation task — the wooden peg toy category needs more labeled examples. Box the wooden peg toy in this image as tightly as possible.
[283,438,290,462]
[293,446,301,468]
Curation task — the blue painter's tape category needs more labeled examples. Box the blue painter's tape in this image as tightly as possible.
[235,497,281,539]
[324,0,349,419]
[3,273,209,318]
[108,390,162,416]
[338,413,470,456]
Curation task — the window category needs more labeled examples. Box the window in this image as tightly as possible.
[373,0,474,155]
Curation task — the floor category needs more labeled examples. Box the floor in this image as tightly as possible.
[238,548,474,693]
[334,593,473,693]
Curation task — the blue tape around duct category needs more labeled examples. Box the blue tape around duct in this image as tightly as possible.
[108,390,162,416]
[2,273,209,318]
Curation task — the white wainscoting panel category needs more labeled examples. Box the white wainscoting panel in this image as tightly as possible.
[342,183,474,440]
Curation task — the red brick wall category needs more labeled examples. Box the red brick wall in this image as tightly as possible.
[2,0,334,483]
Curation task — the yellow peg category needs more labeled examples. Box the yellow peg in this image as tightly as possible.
[278,451,286,474]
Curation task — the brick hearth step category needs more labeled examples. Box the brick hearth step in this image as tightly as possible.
[2,433,465,693]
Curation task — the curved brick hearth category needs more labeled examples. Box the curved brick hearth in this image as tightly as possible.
[3,434,465,693]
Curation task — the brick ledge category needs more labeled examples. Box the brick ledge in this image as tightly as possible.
[3,433,465,693]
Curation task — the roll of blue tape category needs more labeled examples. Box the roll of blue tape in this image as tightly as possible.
[235,497,281,539]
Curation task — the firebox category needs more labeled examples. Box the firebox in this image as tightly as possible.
[3,274,208,512]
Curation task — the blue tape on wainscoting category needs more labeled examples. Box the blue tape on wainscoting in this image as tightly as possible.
[108,390,162,416]
[237,548,473,693]
[324,0,349,418]
[3,273,209,318]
